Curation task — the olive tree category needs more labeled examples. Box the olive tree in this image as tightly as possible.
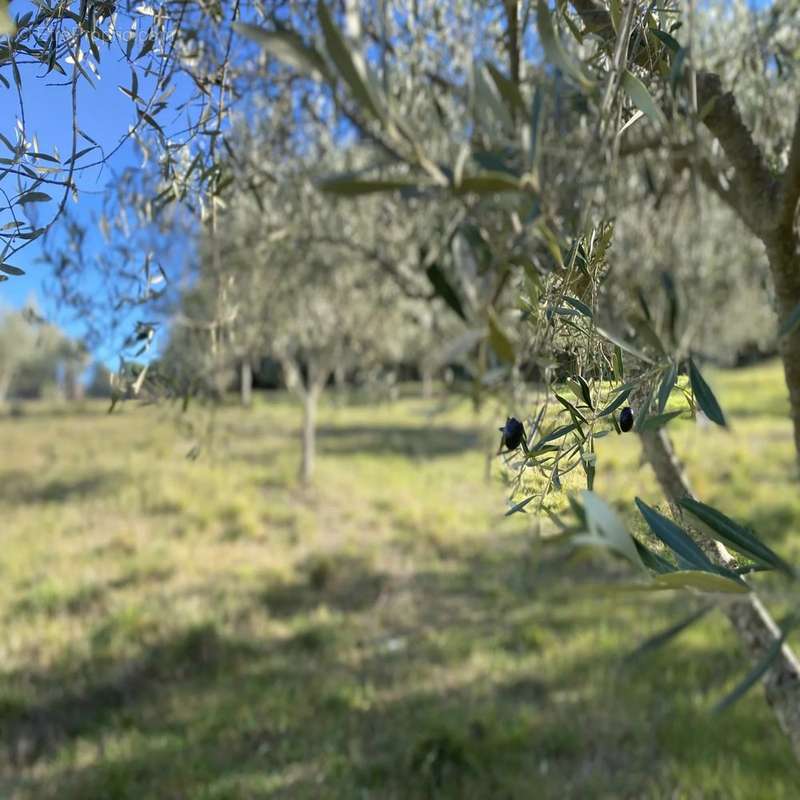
[248,0,800,756]
[164,158,416,482]
[0,307,81,400]
[561,0,800,751]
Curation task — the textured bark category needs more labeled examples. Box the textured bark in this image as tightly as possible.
[240,360,253,408]
[279,356,325,484]
[765,234,800,465]
[695,72,781,236]
[693,65,800,476]
[300,389,317,484]
[641,428,800,760]
[782,107,800,229]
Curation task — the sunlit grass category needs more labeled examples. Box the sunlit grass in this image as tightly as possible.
[1,362,799,798]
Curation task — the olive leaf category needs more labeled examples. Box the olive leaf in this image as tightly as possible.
[318,0,384,121]
[317,175,420,195]
[621,70,666,127]
[680,498,794,577]
[597,387,631,417]
[488,312,515,364]
[234,23,329,79]
[688,357,726,427]
[575,490,645,570]
[425,263,467,321]
[536,0,595,90]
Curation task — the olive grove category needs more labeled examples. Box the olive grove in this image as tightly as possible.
[4,0,800,762]
[228,0,800,755]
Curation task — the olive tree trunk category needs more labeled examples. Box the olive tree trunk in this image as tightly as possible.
[766,235,800,463]
[641,428,800,758]
[300,386,320,484]
[693,80,800,464]
[638,136,800,759]
[280,355,328,484]
[0,368,14,404]
[240,359,253,408]
[420,365,435,399]
[333,363,347,400]
[567,0,800,757]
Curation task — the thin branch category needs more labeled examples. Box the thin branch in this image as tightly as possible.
[505,0,520,86]
[568,0,780,239]
[569,0,614,38]
[53,31,82,230]
[312,233,429,299]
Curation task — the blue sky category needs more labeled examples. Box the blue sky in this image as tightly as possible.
[3,34,145,343]
[5,55,140,263]
[0,2,200,363]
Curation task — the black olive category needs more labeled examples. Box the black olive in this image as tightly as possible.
[619,406,634,433]
[499,416,525,450]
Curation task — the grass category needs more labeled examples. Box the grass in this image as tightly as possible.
[1,361,800,798]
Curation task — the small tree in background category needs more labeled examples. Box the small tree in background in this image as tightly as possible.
[164,163,414,482]
[0,309,82,402]
[85,362,113,399]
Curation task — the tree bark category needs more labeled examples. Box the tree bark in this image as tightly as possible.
[333,363,346,397]
[0,370,11,404]
[504,0,520,86]
[240,359,253,408]
[640,427,800,759]
[281,355,328,484]
[421,365,435,399]
[765,234,800,466]
[300,387,318,484]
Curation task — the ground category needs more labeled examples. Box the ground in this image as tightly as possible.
[1,361,799,799]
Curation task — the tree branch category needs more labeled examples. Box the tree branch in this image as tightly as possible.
[569,0,614,38]
[567,0,780,239]
[672,154,757,235]
[505,0,521,86]
[781,106,800,229]
[640,426,800,759]
[695,72,779,235]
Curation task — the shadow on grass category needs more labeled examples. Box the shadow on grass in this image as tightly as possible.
[0,470,126,505]
[261,553,387,618]
[317,424,481,458]
[3,403,111,421]
[3,623,256,768]
[4,537,800,799]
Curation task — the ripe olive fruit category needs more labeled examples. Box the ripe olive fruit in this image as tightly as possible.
[499,416,525,450]
[619,406,634,433]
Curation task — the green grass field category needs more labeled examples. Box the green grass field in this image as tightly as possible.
[2,361,800,799]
